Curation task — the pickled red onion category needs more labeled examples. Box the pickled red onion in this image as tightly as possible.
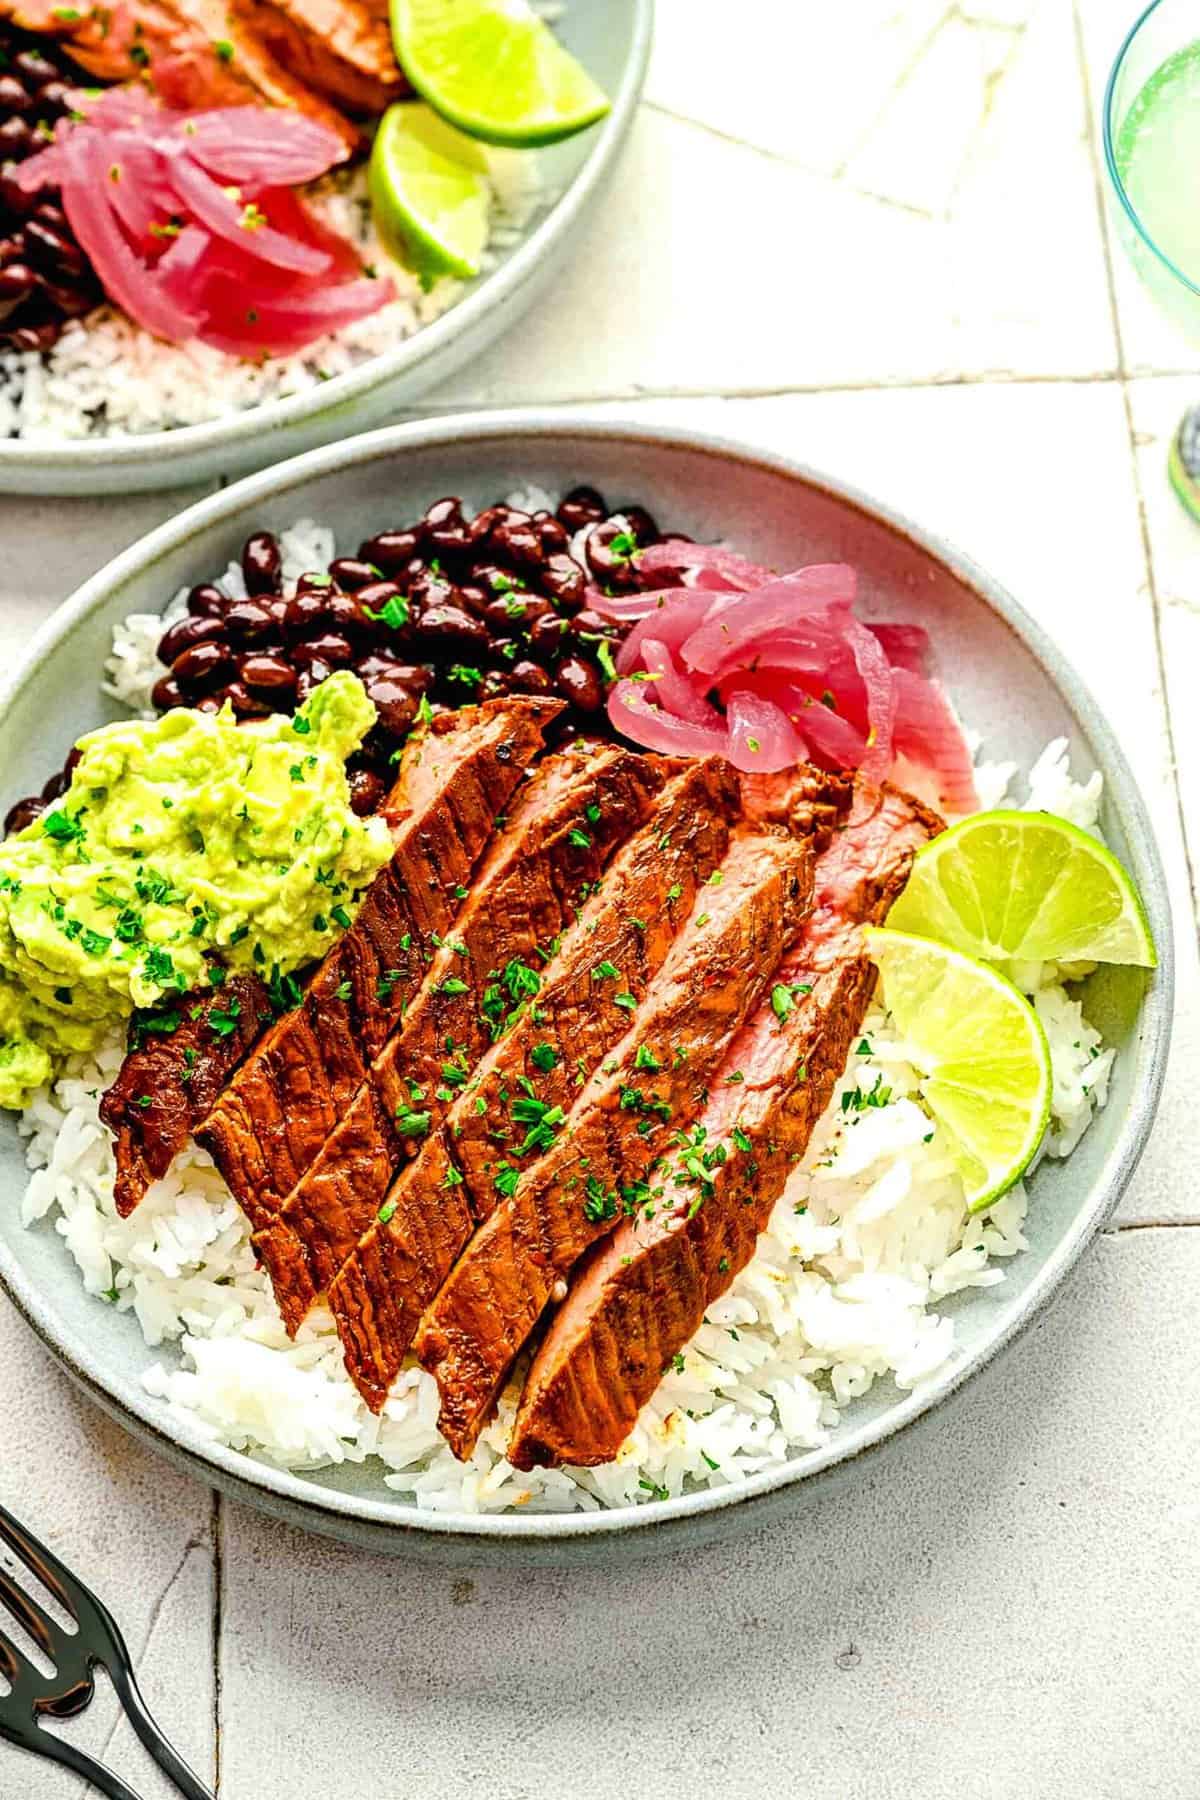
[608,548,976,807]
[14,98,387,355]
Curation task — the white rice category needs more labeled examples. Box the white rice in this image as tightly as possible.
[24,517,1115,1512]
[0,150,542,443]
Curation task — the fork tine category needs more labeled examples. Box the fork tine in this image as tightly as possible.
[0,1622,24,1686]
[11,1721,146,1800]
[0,1504,77,1619]
[0,1566,59,1659]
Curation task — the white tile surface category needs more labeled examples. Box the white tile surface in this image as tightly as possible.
[218,1232,1200,1800]
[1,1,1198,1794]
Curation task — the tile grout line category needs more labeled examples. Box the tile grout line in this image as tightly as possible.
[1072,0,1200,935]
[212,1487,223,1797]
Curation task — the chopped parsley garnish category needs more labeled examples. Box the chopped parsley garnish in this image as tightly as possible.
[582,1176,616,1222]
[440,976,470,996]
[42,810,85,843]
[334,980,353,1001]
[395,1106,430,1137]
[494,1163,520,1198]
[530,1042,557,1073]
[377,1197,397,1224]
[512,1095,565,1155]
[634,1044,662,1073]
[208,997,242,1038]
[591,960,620,982]
[376,968,403,1001]
[363,594,410,631]
[771,984,794,1022]
[567,827,592,849]
[330,904,352,930]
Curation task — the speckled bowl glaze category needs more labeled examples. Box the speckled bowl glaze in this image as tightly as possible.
[0,415,1173,1563]
[0,2,652,498]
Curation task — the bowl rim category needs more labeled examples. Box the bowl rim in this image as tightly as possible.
[0,410,1175,1547]
[1102,0,1200,300]
[0,0,654,481]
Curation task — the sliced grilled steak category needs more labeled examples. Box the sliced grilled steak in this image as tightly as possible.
[327,758,740,1404]
[507,782,943,1470]
[231,0,404,115]
[99,973,270,1218]
[412,826,817,1454]
[195,699,559,1230]
[0,0,362,155]
[253,743,668,1330]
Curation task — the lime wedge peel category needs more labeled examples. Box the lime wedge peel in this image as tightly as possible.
[886,809,1156,971]
[864,927,1053,1215]
[392,0,611,148]
[369,102,492,288]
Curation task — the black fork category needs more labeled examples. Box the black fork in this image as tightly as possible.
[0,1502,214,1800]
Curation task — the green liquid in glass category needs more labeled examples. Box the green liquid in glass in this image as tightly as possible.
[1116,39,1200,285]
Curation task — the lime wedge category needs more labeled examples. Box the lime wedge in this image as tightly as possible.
[369,102,491,288]
[391,0,611,147]
[864,927,1052,1213]
[886,809,1156,969]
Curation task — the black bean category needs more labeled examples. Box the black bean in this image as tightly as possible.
[295,661,333,703]
[157,613,226,667]
[556,656,604,713]
[221,680,273,719]
[284,590,332,638]
[364,675,418,737]
[357,655,431,692]
[586,518,640,592]
[328,558,380,591]
[4,796,43,835]
[478,670,512,702]
[531,510,571,555]
[172,640,231,692]
[186,583,229,619]
[621,505,660,546]
[0,118,38,162]
[293,633,354,669]
[240,653,298,698]
[528,612,570,662]
[539,553,586,611]
[295,571,337,597]
[223,599,275,647]
[14,49,58,87]
[423,496,471,559]
[0,263,36,320]
[557,486,607,532]
[349,767,386,816]
[40,768,66,801]
[411,604,489,655]
[571,607,623,642]
[358,529,419,574]
[406,570,459,615]
[323,591,364,636]
[490,516,544,570]
[22,217,86,279]
[193,695,224,716]
[466,505,508,550]
[241,531,281,597]
[457,582,490,618]
[510,659,554,696]
[482,595,526,632]
[150,672,185,711]
[0,75,31,115]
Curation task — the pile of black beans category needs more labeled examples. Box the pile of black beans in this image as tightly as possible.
[149,487,671,815]
[3,486,679,834]
[0,32,102,352]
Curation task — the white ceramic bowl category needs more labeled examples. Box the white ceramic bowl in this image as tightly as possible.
[0,2,652,497]
[0,414,1173,1561]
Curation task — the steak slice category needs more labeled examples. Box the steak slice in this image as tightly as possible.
[1,0,363,154]
[507,781,943,1470]
[99,973,271,1218]
[230,0,404,115]
[413,826,817,1455]
[254,743,668,1330]
[327,758,740,1405]
[195,698,558,1230]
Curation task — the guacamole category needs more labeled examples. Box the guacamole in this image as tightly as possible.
[0,671,393,1110]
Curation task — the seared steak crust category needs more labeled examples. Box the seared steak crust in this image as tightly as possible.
[326,758,740,1406]
[413,827,817,1454]
[508,782,942,1470]
[254,744,668,1329]
[100,973,270,1218]
[195,700,558,1230]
